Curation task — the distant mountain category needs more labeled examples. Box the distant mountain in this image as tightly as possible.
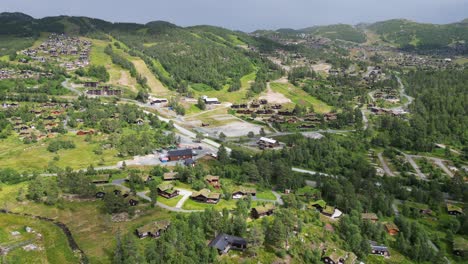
[366,19,468,51]
[298,24,367,43]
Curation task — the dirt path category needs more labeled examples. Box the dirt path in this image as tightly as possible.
[259,81,292,104]
[117,70,137,92]
[377,152,395,176]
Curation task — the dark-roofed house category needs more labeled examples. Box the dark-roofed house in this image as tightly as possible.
[208,233,247,254]
[163,172,179,181]
[362,213,379,223]
[384,222,399,236]
[369,241,390,257]
[251,204,275,219]
[167,149,193,161]
[447,203,464,216]
[135,220,171,239]
[157,183,179,199]
[84,81,99,88]
[190,189,221,204]
[232,188,256,199]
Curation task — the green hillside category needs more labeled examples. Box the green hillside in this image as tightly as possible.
[0,12,282,92]
[367,19,468,51]
[300,24,367,43]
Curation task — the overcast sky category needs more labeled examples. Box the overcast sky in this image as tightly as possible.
[2,0,468,31]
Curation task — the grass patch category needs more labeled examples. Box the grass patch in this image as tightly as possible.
[182,199,238,211]
[256,190,276,201]
[0,213,80,264]
[0,134,120,171]
[157,195,184,207]
[270,82,332,113]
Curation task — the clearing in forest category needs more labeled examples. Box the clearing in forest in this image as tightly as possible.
[131,58,172,96]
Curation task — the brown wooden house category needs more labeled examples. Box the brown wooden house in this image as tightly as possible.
[190,189,221,204]
[384,222,399,236]
[251,204,275,219]
[135,220,171,239]
[157,183,179,199]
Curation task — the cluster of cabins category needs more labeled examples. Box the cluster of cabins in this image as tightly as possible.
[373,87,400,103]
[232,99,338,129]
[84,82,122,96]
[368,106,408,117]
[0,69,53,80]
[8,104,71,140]
[21,33,91,70]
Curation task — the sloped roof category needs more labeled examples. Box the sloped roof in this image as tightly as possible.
[362,213,379,221]
[136,220,171,234]
[208,233,246,251]
[453,237,468,252]
[191,188,220,199]
[252,203,275,214]
[447,203,463,213]
[163,172,178,180]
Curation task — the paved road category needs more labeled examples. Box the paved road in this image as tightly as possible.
[292,167,337,178]
[61,79,83,96]
[377,152,395,177]
[402,153,427,180]
[271,191,284,205]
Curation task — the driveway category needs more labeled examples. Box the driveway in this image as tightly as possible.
[175,189,192,209]
[377,152,395,177]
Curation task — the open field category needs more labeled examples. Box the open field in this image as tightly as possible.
[0,213,80,264]
[201,121,266,137]
[0,183,174,264]
[190,71,256,103]
[269,82,332,113]
[131,58,172,96]
[0,134,121,171]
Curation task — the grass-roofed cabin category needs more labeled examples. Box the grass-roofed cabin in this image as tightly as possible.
[361,213,379,223]
[190,188,221,204]
[321,205,336,217]
[204,175,221,189]
[163,172,179,181]
[311,199,327,211]
[91,174,111,184]
[322,247,357,264]
[296,186,320,199]
[405,201,433,215]
[453,237,468,257]
[384,222,399,236]
[232,188,256,199]
[251,204,275,219]
[157,183,179,199]
[135,220,171,239]
[447,203,464,216]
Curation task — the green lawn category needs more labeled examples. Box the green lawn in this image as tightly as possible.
[256,190,276,201]
[0,213,80,264]
[157,195,184,207]
[0,134,121,171]
[269,82,332,113]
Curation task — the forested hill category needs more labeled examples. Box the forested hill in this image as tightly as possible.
[0,12,281,90]
[367,19,468,52]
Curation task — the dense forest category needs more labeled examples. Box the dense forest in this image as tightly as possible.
[373,69,467,151]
